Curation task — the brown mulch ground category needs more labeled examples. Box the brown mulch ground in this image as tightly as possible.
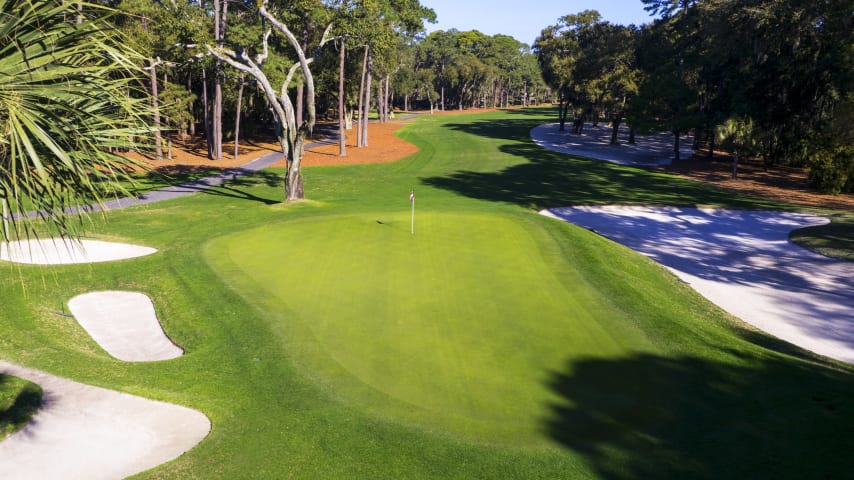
[134,112,852,212]
[133,117,420,172]
[655,152,853,211]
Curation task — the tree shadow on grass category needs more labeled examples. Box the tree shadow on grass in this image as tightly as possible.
[0,374,42,437]
[422,119,783,211]
[545,352,854,479]
[135,168,283,206]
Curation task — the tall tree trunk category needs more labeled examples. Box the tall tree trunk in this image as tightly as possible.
[362,51,372,147]
[376,80,383,124]
[708,130,715,158]
[212,81,221,157]
[148,58,163,161]
[338,40,346,157]
[610,115,621,145]
[384,74,391,122]
[202,68,212,159]
[558,90,568,131]
[211,0,226,161]
[357,45,368,147]
[440,63,445,112]
[187,71,196,138]
[674,129,681,161]
[732,149,739,179]
[234,73,245,160]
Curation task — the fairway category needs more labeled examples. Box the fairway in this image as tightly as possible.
[207,211,652,446]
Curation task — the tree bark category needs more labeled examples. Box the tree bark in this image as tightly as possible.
[376,78,384,124]
[384,74,391,122]
[211,0,226,161]
[732,149,739,179]
[610,116,621,145]
[148,58,163,161]
[187,71,196,138]
[202,68,211,159]
[674,129,681,161]
[362,51,372,147]
[234,73,245,160]
[338,40,346,157]
[296,16,309,127]
[357,45,368,147]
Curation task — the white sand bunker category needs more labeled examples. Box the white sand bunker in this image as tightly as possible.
[0,238,156,265]
[68,291,183,362]
[542,206,854,364]
[0,361,210,480]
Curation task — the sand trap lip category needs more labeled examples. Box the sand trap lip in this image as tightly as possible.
[0,238,157,265]
[67,291,183,362]
[541,206,854,364]
[0,361,210,480]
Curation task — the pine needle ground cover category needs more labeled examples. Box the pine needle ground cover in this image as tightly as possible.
[1,109,852,479]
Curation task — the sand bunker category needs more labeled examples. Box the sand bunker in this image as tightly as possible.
[531,123,693,166]
[67,291,183,362]
[541,206,854,364]
[0,238,157,265]
[0,361,210,480]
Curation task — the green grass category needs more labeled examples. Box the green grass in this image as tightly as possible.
[790,213,854,261]
[0,374,42,441]
[1,107,852,479]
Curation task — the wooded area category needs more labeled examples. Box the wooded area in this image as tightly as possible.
[535,0,853,193]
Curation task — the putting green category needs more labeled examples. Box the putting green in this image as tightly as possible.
[207,211,654,446]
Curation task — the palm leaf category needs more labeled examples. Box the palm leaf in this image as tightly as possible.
[0,0,153,242]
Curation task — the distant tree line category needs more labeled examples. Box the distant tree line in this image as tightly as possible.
[535,0,853,193]
[102,1,544,154]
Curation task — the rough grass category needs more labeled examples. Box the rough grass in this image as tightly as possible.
[1,108,852,479]
[790,213,854,261]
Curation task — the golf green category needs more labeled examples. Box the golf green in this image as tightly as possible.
[206,210,654,447]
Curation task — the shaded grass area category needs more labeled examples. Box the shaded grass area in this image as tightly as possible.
[1,108,852,479]
[419,112,791,210]
[790,213,854,261]
[0,374,42,441]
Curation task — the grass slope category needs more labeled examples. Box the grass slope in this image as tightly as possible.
[0,108,852,479]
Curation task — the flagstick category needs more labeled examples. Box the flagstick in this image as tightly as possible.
[410,189,415,235]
